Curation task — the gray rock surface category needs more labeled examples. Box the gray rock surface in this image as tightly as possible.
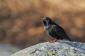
[11,40,85,56]
[0,44,20,56]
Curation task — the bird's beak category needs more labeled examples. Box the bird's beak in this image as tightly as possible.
[42,16,46,20]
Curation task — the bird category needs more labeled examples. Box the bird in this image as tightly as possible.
[42,17,71,42]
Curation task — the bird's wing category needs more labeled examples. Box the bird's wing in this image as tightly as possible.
[52,25,71,40]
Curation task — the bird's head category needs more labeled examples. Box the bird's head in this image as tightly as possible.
[43,17,56,26]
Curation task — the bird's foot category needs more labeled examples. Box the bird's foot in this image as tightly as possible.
[50,39,58,43]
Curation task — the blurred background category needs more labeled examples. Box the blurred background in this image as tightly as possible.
[0,0,85,55]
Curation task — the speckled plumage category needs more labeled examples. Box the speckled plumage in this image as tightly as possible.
[43,17,71,41]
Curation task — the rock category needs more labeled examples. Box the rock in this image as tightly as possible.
[0,44,20,56]
[11,40,85,56]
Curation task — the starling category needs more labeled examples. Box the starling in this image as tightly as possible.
[43,17,71,42]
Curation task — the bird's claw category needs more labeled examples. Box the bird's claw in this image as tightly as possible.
[49,39,58,43]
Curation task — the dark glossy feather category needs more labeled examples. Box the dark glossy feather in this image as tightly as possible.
[43,17,71,41]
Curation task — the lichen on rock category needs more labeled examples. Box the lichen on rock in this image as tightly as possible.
[11,40,85,56]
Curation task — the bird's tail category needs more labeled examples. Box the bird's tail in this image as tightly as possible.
[65,35,72,41]
[65,37,72,41]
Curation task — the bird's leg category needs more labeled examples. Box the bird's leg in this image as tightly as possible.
[53,39,58,42]
[50,39,58,42]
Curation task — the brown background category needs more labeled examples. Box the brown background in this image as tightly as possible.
[0,0,85,48]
